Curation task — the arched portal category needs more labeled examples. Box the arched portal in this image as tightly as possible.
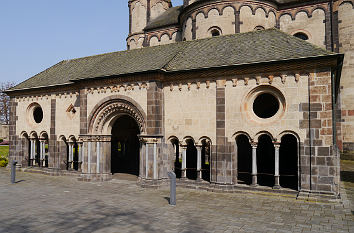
[111,115,140,176]
[279,134,298,190]
[257,134,275,187]
[236,135,252,185]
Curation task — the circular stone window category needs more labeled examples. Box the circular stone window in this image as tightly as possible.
[27,103,44,125]
[243,86,286,123]
[33,106,43,123]
[253,93,280,119]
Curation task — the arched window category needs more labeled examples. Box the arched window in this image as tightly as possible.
[293,32,309,40]
[208,27,222,37]
[254,26,265,31]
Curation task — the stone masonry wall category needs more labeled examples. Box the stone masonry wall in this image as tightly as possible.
[338,2,354,155]
[299,71,339,194]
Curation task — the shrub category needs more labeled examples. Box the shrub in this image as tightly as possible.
[0,140,9,145]
[0,138,3,143]
[0,155,8,167]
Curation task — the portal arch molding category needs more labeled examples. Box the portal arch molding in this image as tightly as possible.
[88,95,146,135]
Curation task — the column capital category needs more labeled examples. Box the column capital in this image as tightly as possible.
[273,142,281,149]
[251,142,257,149]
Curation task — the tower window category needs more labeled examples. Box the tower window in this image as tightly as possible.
[293,32,309,40]
[209,27,222,37]
[254,26,265,31]
[211,29,220,37]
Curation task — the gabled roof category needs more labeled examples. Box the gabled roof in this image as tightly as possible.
[144,6,182,31]
[9,29,338,92]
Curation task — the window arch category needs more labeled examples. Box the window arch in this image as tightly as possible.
[208,26,222,37]
[254,26,265,31]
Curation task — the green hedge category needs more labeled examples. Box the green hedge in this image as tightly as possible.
[0,146,9,167]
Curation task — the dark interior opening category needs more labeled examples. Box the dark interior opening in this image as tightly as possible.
[201,140,211,182]
[211,29,220,37]
[253,93,279,119]
[257,134,275,187]
[280,134,298,190]
[293,32,309,40]
[186,139,197,180]
[111,115,140,176]
[236,135,252,185]
[73,142,79,171]
[172,139,181,178]
[33,107,43,123]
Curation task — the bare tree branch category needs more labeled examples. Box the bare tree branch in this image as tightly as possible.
[0,82,16,125]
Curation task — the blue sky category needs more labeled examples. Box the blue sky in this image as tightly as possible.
[0,0,183,84]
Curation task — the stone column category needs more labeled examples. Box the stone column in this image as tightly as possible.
[68,142,74,170]
[96,141,100,174]
[197,145,202,181]
[251,143,258,186]
[78,142,83,172]
[273,143,281,189]
[181,146,187,179]
[145,143,149,178]
[39,140,45,167]
[30,139,34,166]
[153,142,157,180]
[32,139,36,166]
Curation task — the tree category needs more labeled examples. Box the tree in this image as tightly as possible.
[0,82,16,125]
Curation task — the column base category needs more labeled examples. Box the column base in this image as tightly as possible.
[251,175,258,186]
[273,176,280,189]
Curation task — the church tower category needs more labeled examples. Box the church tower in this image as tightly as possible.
[127,0,172,50]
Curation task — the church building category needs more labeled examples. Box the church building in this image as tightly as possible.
[6,0,354,196]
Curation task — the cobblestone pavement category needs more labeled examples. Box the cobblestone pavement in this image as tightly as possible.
[0,168,353,233]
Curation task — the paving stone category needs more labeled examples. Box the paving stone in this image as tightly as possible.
[0,168,353,233]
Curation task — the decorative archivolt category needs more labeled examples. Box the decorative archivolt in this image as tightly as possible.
[90,99,145,134]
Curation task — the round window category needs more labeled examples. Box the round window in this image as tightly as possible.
[243,85,286,123]
[33,106,43,123]
[253,93,279,119]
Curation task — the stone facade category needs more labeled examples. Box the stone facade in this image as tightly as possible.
[5,0,350,197]
[126,0,354,158]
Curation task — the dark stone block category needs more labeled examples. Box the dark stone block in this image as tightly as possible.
[318,147,330,156]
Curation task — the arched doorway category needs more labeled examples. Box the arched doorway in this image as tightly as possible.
[257,134,275,187]
[279,134,298,190]
[236,135,252,185]
[111,115,140,176]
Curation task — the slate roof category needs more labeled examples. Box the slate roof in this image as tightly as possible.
[144,6,182,31]
[9,29,337,92]
[194,0,313,5]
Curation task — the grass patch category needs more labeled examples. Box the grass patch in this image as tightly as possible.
[0,145,9,157]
